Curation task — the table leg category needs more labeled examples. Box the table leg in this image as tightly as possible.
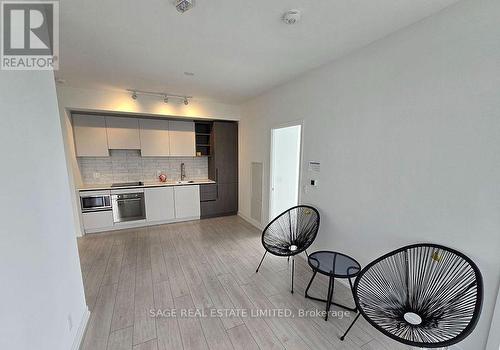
[325,276,335,321]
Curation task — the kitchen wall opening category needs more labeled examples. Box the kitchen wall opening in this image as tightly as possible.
[269,123,302,220]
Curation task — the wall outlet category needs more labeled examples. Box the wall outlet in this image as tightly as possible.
[67,314,73,331]
[93,172,100,179]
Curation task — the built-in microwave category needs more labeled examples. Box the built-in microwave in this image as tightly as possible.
[80,192,112,212]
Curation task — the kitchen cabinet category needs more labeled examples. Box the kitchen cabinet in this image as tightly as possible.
[203,121,238,218]
[169,120,196,156]
[82,211,113,232]
[106,117,141,149]
[210,121,238,183]
[174,185,200,219]
[139,119,170,156]
[145,187,175,222]
[200,182,238,218]
[72,114,109,157]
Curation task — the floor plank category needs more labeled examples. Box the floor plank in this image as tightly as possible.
[107,327,133,350]
[81,283,118,350]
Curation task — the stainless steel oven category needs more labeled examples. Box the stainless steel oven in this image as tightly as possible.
[111,191,146,223]
[80,192,111,213]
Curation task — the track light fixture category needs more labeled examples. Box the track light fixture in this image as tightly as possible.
[126,89,192,105]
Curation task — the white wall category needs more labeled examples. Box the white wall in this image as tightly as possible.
[239,0,500,349]
[56,85,241,236]
[487,286,500,350]
[0,71,88,349]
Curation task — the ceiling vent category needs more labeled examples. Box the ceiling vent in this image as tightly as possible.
[175,0,194,13]
[282,10,301,25]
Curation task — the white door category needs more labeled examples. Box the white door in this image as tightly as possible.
[174,185,200,219]
[144,187,175,222]
[270,124,302,220]
[139,119,170,156]
[72,115,109,157]
[106,117,141,149]
[169,120,196,156]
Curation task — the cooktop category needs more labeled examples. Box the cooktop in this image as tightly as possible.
[110,181,144,188]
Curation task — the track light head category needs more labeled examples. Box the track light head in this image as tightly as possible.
[164,96,169,104]
[131,91,137,100]
[184,97,189,105]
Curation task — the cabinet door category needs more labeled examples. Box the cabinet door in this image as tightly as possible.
[145,187,175,222]
[82,211,114,232]
[72,115,109,157]
[218,182,238,214]
[174,185,200,219]
[139,119,170,156]
[212,121,238,183]
[106,117,141,149]
[169,120,195,156]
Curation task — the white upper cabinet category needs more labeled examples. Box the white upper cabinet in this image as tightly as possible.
[139,119,170,157]
[169,120,196,156]
[72,114,109,157]
[106,117,141,149]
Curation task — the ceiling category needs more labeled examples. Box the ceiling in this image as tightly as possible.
[58,0,460,103]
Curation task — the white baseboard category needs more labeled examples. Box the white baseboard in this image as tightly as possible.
[84,216,201,234]
[238,211,264,230]
[71,307,90,350]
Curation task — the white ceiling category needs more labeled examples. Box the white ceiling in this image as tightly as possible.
[58,0,460,103]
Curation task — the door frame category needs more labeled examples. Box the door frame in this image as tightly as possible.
[269,120,304,221]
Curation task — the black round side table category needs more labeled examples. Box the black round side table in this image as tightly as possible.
[305,250,361,321]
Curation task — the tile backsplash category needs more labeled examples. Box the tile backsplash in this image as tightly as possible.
[78,150,208,184]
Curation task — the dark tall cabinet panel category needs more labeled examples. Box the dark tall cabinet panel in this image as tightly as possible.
[202,121,238,218]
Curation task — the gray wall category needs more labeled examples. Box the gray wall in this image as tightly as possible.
[0,70,87,349]
[239,0,500,348]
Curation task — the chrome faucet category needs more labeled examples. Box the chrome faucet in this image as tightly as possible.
[180,162,186,181]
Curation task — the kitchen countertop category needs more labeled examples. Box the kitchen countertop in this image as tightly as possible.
[79,179,216,192]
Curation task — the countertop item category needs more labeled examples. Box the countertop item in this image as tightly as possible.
[79,179,216,192]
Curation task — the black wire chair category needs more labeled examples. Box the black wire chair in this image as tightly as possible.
[341,243,483,348]
[255,205,320,293]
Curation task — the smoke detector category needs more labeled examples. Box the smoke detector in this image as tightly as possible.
[282,9,301,25]
[175,0,194,13]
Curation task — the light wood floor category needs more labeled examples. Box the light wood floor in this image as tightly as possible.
[78,215,415,350]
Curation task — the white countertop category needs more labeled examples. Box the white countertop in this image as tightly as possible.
[79,179,216,192]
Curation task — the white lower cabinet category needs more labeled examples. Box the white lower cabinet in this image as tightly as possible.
[82,211,114,232]
[174,185,200,219]
[145,187,175,222]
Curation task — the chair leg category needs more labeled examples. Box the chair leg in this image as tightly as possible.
[256,251,267,273]
[340,313,361,341]
[290,256,295,294]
